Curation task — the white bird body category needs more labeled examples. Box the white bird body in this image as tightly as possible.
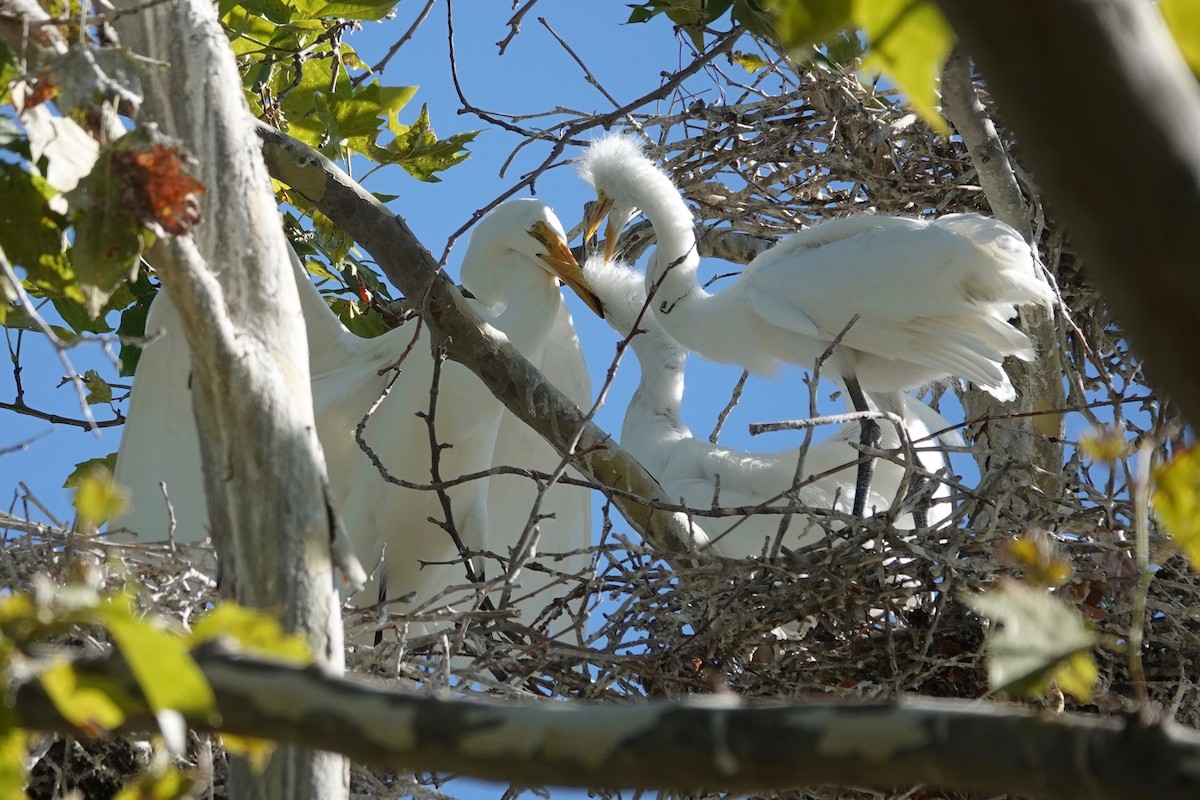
[579,134,1049,516]
[578,134,1053,401]
[113,200,595,642]
[579,257,950,559]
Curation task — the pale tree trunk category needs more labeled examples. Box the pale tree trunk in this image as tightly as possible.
[112,0,348,797]
[942,49,1067,532]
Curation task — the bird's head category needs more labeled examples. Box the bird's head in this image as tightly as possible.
[462,199,603,316]
[578,134,649,262]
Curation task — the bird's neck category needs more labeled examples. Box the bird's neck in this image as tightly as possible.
[620,329,691,472]
[628,165,706,312]
[480,268,561,353]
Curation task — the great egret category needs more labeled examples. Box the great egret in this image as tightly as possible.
[562,254,949,558]
[113,199,598,644]
[579,134,1053,516]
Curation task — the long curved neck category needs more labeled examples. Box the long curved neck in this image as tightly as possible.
[624,161,706,312]
[469,260,560,354]
[620,316,691,472]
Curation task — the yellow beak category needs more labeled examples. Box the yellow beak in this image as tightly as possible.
[532,221,604,317]
[583,193,623,263]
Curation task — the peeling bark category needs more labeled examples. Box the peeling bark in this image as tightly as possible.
[111,1,348,797]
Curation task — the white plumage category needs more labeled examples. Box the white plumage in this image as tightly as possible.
[113,199,596,641]
[573,254,950,558]
[578,134,1052,515]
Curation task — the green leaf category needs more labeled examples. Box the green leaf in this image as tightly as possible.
[328,296,391,338]
[64,453,120,489]
[765,0,852,51]
[966,581,1099,702]
[238,0,294,25]
[373,105,476,182]
[52,295,113,335]
[100,595,217,719]
[289,0,402,21]
[116,288,156,377]
[1152,447,1200,571]
[1162,0,1200,76]
[39,658,127,733]
[856,0,954,133]
[190,603,312,665]
[83,369,113,405]
[71,464,129,526]
[65,146,147,316]
[0,162,78,304]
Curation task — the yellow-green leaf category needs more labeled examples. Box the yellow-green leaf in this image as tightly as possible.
[0,722,28,799]
[113,762,194,800]
[100,596,217,719]
[966,581,1098,702]
[221,733,275,773]
[1152,447,1200,571]
[39,658,126,733]
[732,51,772,73]
[190,603,312,666]
[856,0,954,133]
[72,466,129,528]
[765,0,853,51]
[1079,424,1129,463]
[1162,0,1200,76]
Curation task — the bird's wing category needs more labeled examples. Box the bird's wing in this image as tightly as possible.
[743,218,1041,391]
[486,300,593,639]
[110,291,209,542]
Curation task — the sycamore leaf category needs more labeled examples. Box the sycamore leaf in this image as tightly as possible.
[856,0,954,133]
[100,595,218,720]
[289,0,401,21]
[83,369,113,405]
[116,289,155,377]
[0,162,79,305]
[72,465,129,527]
[374,105,476,182]
[765,0,853,51]
[1152,447,1200,571]
[1162,0,1200,76]
[328,297,391,339]
[966,581,1099,702]
[64,453,119,490]
[39,658,126,734]
[190,603,312,666]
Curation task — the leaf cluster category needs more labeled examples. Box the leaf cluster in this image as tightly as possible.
[0,580,311,796]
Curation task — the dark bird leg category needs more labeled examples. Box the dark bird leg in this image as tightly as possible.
[844,375,881,518]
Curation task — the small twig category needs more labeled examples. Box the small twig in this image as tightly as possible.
[496,0,539,55]
[709,370,748,443]
[363,0,438,84]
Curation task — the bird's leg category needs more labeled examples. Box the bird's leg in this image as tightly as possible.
[844,375,881,518]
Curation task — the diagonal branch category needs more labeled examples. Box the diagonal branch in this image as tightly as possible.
[255,121,708,561]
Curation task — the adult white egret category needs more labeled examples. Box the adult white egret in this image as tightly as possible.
[562,254,949,558]
[114,199,598,644]
[578,134,1053,516]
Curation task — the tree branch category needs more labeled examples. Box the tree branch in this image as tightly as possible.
[934,0,1200,425]
[255,121,709,561]
[10,645,1200,800]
